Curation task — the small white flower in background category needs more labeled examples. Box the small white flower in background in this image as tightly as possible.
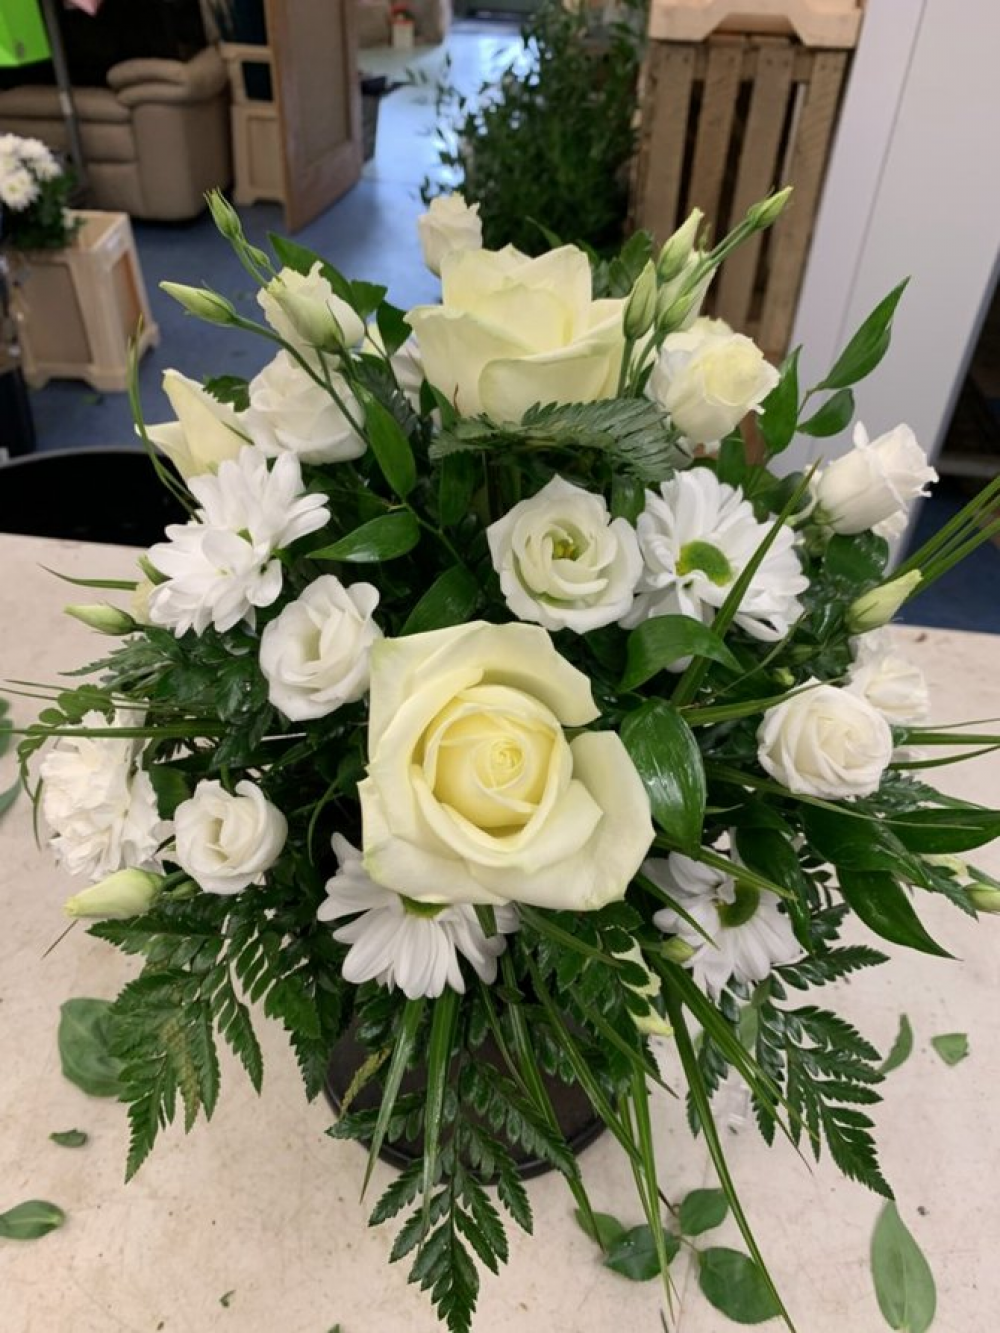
[40,711,164,883]
[0,165,39,211]
[147,447,329,636]
[318,834,517,999]
[259,575,382,721]
[646,850,801,997]
[417,194,484,277]
[245,350,366,465]
[146,369,248,479]
[486,474,642,633]
[757,679,894,799]
[814,422,937,536]
[847,630,930,726]
[258,262,365,361]
[647,317,779,448]
[174,779,287,895]
[622,468,807,642]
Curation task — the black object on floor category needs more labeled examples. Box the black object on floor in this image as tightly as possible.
[0,367,36,458]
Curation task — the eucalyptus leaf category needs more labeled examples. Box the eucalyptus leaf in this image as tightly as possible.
[621,616,739,690]
[57,998,125,1098]
[930,1033,969,1067]
[0,1200,66,1240]
[620,700,706,851]
[49,1129,88,1148]
[401,566,481,636]
[573,1207,626,1250]
[871,1202,936,1333]
[880,1015,914,1075]
[817,282,908,391]
[697,1247,782,1324]
[678,1188,729,1237]
[603,1224,677,1281]
[362,395,417,499]
[839,871,952,959]
[310,511,420,563]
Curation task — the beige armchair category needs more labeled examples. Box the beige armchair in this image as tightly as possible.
[0,47,231,221]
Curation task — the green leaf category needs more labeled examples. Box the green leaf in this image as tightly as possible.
[798,388,855,438]
[376,301,411,358]
[574,1207,626,1250]
[679,1188,729,1237]
[930,1033,969,1067]
[817,282,908,391]
[839,870,952,958]
[362,998,425,1196]
[757,348,800,455]
[0,1200,66,1240]
[401,566,481,636]
[310,511,420,563]
[611,473,646,524]
[603,1225,675,1281]
[362,395,417,499]
[0,778,19,817]
[802,807,933,888]
[437,453,477,529]
[203,375,250,412]
[420,989,461,1237]
[620,700,706,851]
[147,765,191,821]
[824,532,890,584]
[58,998,125,1098]
[698,1248,783,1324]
[880,1015,914,1075]
[886,807,1000,854]
[49,1129,88,1148]
[621,616,739,690]
[871,1202,936,1333]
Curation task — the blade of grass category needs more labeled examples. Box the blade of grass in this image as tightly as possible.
[420,988,460,1241]
[362,996,425,1197]
[625,1067,678,1314]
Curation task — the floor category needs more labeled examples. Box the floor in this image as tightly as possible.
[13,20,1000,634]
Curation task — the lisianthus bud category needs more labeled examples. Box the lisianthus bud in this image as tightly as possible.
[968,884,1000,914]
[64,869,162,919]
[624,260,658,340]
[207,190,242,241]
[847,571,922,633]
[746,187,793,232]
[660,937,696,964]
[160,282,237,326]
[64,603,135,635]
[657,208,703,282]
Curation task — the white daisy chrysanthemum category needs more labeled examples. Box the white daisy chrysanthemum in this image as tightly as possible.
[0,165,39,211]
[318,835,518,999]
[148,446,329,636]
[645,848,801,996]
[621,468,808,641]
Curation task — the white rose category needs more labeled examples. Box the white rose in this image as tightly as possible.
[174,779,287,894]
[486,474,641,632]
[648,317,779,446]
[146,369,249,479]
[846,631,930,726]
[417,194,483,277]
[244,350,365,464]
[757,680,893,799]
[406,245,626,422]
[258,263,365,358]
[259,575,382,720]
[359,622,653,911]
[814,422,937,535]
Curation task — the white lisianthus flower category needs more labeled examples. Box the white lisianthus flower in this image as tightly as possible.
[647,317,779,447]
[146,369,249,479]
[40,711,164,883]
[757,680,893,799]
[318,834,517,998]
[646,850,801,997]
[258,263,365,360]
[406,245,626,423]
[148,446,329,636]
[0,166,39,211]
[259,575,382,721]
[174,779,287,895]
[846,630,930,726]
[359,621,654,911]
[245,350,366,464]
[622,468,807,642]
[814,422,937,536]
[486,475,642,633]
[417,194,483,277]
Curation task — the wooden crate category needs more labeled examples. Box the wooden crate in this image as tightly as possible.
[632,31,855,362]
[649,0,862,47]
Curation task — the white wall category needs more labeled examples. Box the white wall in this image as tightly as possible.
[784,0,1000,473]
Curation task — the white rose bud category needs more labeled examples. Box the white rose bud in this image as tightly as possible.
[417,194,483,277]
[174,779,287,895]
[258,263,365,358]
[814,422,937,536]
[846,631,929,725]
[259,575,382,721]
[648,317,779,446]
[245,351,366,464]
[64,869,162,919]
[160,282,238,326]
[847,571,922,634]
[64,603,135,636]
[757,680,893,799]
[146,369,248,479]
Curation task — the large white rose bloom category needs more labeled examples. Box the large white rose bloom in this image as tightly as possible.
[486,474,642,633]
[757,680,893,799]
[417,194,483,277]
[318,834,517,999]
[258,262,365,361]
[622,468,807,642]
[646,850,801,997]
[814,422,937,536]
[146,369,249,479]
[359,621,653,911]
[174,779,287,895]
[647,317,779,447]
[40,710,164,883]
[245,350,366,464]
[259,575,382,720]
[406,244,626,423]
[846,630,930,726]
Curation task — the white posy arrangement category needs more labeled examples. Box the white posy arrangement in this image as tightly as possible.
[20,188,1000,1333]
[0,132,78,250]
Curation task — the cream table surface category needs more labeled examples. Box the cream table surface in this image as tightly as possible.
[1,532,998,1333]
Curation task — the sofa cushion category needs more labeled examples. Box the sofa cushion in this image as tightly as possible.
[0,84,129,123]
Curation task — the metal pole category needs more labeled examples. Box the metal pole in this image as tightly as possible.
[36,0,89,198]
